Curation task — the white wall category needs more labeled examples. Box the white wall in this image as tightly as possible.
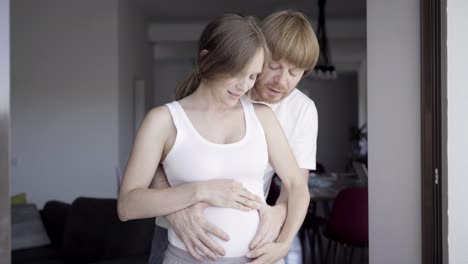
[10,0,152,208]
[301,73,359,172]
[153,60,193,106]
[447,0,468,263]
[11,0,120,208]
[368,0,421,263]
[149,19,366,71]
[117,0,153,173]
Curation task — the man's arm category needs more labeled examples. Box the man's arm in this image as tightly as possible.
[150,166,231,261]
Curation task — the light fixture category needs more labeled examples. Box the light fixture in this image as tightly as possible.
[310,0,338,80]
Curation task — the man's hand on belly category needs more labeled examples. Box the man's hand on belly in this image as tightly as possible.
[165,202,229,261]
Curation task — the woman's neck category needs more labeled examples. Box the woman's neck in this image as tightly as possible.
[185,80,240,113]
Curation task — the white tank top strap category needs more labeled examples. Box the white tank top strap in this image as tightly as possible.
[240,96,264,134]
[164,101,189,132]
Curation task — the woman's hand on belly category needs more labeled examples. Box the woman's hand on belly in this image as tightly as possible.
[197,179,263,211]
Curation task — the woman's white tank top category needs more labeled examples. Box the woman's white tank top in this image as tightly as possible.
[162,97,268,257]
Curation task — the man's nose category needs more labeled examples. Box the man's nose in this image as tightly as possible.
[275,71,288,87]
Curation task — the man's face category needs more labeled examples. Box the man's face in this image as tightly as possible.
[253,59,305,104]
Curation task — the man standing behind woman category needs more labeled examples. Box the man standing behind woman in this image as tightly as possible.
[117,14,311,264]
[150,11,320,264]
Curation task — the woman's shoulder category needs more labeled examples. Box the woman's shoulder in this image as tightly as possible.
[130,105,176,150]
[252,103,275,119]
[141,105,175,132]
[251,103,280,131]
[147,105,172,121]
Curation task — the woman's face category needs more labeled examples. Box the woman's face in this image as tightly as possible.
[213,49,265,106]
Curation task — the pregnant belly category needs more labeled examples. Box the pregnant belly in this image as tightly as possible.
[168,207,260,257]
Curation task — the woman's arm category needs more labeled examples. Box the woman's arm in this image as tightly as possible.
[248,104,310,262]
[249,168,309,250]
[117,106,205,221]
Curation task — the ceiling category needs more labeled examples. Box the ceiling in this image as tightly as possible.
[134,0,366,22]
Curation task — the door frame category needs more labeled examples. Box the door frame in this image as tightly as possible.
[420,0,446,263]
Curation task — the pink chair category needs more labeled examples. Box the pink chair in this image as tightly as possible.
[324,187,368,264]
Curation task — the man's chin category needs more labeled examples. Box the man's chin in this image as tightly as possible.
[262,91,285,104]
[252,86,285,103]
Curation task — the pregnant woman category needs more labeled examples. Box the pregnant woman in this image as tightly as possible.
[117,14,310,264]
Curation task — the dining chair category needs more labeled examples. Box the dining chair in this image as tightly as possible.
[323,187,368,264]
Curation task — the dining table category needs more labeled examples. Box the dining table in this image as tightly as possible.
[309,172,366,201]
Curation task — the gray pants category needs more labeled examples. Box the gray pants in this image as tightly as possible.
[163,244,251,264]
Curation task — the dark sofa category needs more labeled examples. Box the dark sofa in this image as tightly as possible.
[12,197,155,264]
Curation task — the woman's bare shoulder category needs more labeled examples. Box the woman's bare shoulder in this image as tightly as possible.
[252,103,276,122]
[146,105,171,120]
[140,105,175,135]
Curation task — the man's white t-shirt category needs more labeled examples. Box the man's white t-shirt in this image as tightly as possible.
[248,88,318,195]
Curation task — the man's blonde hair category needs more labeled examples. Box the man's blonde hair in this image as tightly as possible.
[262,10,319,74]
